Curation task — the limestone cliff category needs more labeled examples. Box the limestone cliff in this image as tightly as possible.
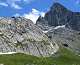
[0,17,59,57]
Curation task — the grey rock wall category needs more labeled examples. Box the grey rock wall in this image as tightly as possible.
[0,17,59,57]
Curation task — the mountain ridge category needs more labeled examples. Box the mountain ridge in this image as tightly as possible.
[0,17,59,57]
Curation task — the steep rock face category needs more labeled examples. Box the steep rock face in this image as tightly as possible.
[36,3,80,31]
[36,16,55,31]
[47,27,80,54]
[36,3,80,54]
[0,17,59,57]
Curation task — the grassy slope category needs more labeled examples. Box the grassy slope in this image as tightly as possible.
[0,47,80,65]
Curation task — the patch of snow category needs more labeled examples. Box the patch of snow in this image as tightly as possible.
[54,25,65,30]
[43,31,48,33]
[0,52,17,55]
[42,29,52,33]
[42,25,65,33]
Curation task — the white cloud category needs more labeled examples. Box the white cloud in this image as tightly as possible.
[11,3,22,9]
[24,0,34,4]
[76,0,80,4]
[0,0,35,9]
[40,12,45,17]
[13,9,45,24]
[7,0,22,9]
[0,2,8,6]
[23,8,45,24]
[13,13,20,17]
[0,0,22,9]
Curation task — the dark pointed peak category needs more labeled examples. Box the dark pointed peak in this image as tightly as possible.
[50,3,68,12]
[51,3,65,8]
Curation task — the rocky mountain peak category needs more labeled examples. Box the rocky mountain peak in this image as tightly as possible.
[36,3,80,31]
[0,17,59,57]
[50,3,68,12]
[36,2,80,54]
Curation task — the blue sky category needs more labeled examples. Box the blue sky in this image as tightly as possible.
[58,0,80,12]
[0,0,53,16]
[0,0,80,23]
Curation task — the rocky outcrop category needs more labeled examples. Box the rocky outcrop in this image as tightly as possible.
[46,27,80,54]
[0,17,59,57]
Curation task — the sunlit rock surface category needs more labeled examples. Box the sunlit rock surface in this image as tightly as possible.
[0,17,59,57]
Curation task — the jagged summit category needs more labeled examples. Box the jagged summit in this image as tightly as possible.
[50,3,69,12]
[36,3,80,31]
